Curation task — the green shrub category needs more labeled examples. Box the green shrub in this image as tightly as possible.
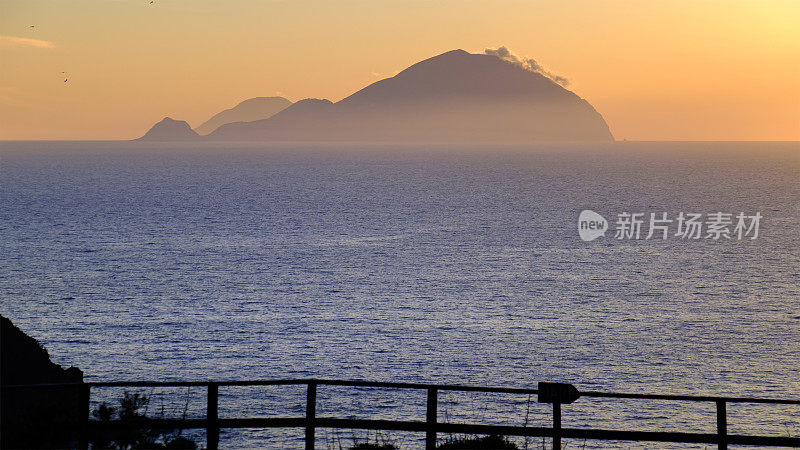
[350,443,397,450]
[437,434,519,449]
[91,391,197,450]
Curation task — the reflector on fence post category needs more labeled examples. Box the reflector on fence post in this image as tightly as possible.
[537,382,581,404]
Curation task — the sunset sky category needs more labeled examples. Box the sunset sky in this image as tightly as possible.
[0,0,798,141]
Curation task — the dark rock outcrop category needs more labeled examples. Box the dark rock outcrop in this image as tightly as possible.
[1,315,85,449]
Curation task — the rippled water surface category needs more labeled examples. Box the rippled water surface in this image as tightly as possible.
[1,141,798,448]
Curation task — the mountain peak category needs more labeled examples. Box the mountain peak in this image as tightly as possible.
[292,98,334,108]
[337,48,579,109]
[237,96,290,107]
[436,49,470,57]
[393,49,482,76]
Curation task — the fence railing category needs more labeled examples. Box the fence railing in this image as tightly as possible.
[4,379,800,449]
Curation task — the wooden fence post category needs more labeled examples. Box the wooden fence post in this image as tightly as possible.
[80,384,91,449]
[552,402,561,450]
[207,383,219,450]
[716,400,727,450]
[426,388,438,450]
[306,382,317,450]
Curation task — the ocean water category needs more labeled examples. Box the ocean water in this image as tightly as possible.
[1,141,798,448]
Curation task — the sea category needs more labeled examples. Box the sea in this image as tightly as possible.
[1,141,798,448]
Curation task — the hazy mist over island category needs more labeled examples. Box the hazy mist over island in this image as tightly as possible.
[138,49,613,143]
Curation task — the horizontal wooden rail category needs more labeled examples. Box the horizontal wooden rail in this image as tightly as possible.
[6,379,800,404]
[84,379,544,395]
[4,379,799,449]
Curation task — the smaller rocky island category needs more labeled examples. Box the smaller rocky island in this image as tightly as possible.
[137,117,200,141]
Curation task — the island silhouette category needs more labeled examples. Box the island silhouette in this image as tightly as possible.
[137,117,199,141]
[137,49,613,143]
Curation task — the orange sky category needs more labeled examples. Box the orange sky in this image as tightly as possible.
[0,0,798,141]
